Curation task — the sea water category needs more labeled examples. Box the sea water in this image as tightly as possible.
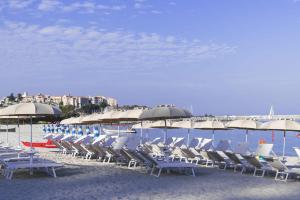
[0,124,299,156]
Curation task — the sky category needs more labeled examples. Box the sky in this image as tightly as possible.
[1,0,300,116]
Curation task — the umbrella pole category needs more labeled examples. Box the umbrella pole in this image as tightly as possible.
[30,116,33,150]
[164,120,167,145]
[187,129,190,147]
[283,130,286,158]
[212,130,215,147]
[6,121,9,147]
[245,130,248,143]
[17,117,21,149]
[140,121,143,145]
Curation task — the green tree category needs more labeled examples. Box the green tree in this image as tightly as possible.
[16,93,23,102]
[7,93,15,102]
[59,104,78,119]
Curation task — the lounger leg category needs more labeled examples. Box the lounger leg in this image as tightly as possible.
[241,167,245,174]
[253,168,257,176]
[150,167,155,175]
[157,168,162,177]
[9,171,14,180]
[285,173,289,182]
[51,167,57,178]
[191,168,195,177]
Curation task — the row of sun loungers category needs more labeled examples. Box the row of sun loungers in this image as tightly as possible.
[47,133,300,181]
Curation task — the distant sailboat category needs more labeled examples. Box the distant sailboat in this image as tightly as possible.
[268,105,274,120]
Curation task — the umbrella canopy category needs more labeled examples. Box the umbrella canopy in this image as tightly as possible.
[80,114,100,124]
[259,120,300,131]
[149,120,173,128]
[0,103,61,116]
[139,105,192,120]
[115,108,146,121]
[139,105,192,144]
[60,117,73,125]
[132,121,153,129]
[193,120,226,130]
[226,119,261,130]
[226,119,261,143]
[100,110,120,123]
[259,119,300,157]
[69,116,85,125]
[171,120,192,129]
[193,120,226,147]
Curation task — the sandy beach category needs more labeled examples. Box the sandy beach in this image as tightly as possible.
[1,151,300,200]
[0,125,300,200]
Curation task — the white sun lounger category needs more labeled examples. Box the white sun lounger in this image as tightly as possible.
[265,157,300,182]
[3,160,63,180]
[138,150,197,177]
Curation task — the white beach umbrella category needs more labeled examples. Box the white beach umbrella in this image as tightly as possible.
[80,113,101,124]
[259,119,300,157]
[0,103,61,166]
[226,119,261,143]
[193,121,227,146]
[150,120,173,128]
[139,105,192,144]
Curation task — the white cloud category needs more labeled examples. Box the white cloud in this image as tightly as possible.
[38,0,61,11]
[37,1,126,13]
[0,21,235,73]
[8,0,36,9]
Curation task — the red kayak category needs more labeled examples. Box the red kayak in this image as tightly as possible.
[21,140,57,148]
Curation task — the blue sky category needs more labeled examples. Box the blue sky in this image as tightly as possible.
[1,0,300,116]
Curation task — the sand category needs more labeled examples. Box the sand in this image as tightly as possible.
[0,125,300,200]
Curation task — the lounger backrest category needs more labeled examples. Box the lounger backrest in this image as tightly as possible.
[189,148,201,156]
[165,137,175,146]
[255,144,274,157]
[74,135,88,144]
[92,135,106,145]
[150,144,164,155]
[199,138,213,150]
[103,137,116,147]
[189,138,202,148]
[150,137,162,145]
[172,147,187,158]
[172,137,185,147]
[112,136,129,150]
[180,148,195,158]
[200,151,211,160]
[225,152,242,164]
[215,140,232,151]
[242,155,262,168]
[266,158,287,171]
[293,147,300,158]
[137,150,157,166]
[207,151,224,162]
[125,135,140,150]
[234,142,251,155]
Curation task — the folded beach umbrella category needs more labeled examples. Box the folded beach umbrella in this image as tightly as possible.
[139,105,192,144]
[193,120,227,146]
[226,119,261,143]
[259,119,300,157]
